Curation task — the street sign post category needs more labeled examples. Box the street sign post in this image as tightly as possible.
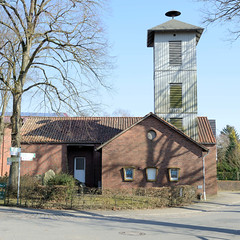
[9,148,36,206]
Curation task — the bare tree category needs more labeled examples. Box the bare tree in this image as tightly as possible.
[0,0,111,186]
[112,109,132,117]
[200,0,240,39]
[0,26,12,153]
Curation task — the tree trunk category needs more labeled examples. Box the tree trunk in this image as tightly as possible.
[9,90,22,188]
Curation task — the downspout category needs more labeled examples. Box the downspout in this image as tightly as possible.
[202,150,209,201]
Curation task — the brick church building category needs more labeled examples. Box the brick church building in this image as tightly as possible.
[0,12,217,197]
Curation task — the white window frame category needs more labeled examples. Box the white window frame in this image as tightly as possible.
[168,168,180,182]
[123,167,135,181]
[146,167,158,182]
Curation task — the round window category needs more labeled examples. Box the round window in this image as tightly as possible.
[147,130,156,140]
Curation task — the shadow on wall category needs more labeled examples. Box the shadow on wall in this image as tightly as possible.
[102,117,214,193]
[21,144,66,176]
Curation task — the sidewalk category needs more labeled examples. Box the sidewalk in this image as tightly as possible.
[0,191,239,218]
[88,191,240,218]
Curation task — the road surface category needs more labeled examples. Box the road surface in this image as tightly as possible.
[0,191,240,240]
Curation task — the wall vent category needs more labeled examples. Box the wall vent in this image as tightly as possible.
[169,41,182,65]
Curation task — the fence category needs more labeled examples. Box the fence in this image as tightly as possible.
[0,183,6,201]
[0,185,196,210]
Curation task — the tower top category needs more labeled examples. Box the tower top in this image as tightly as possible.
[165,10,181,19]
[147,19,204,47]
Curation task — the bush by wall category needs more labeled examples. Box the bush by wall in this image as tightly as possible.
[2,185,196,210]
[1,174,197,210]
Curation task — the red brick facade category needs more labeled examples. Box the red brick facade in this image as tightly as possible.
[203,144,217,195]
[20,144,68,176]
[0,115,217,196]
[101,116,217,195]
[0,127,11,176]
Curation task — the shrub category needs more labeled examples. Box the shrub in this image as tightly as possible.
[46,173,76,187]
[0,174,8,184]
[170,185,196,206]
[20,175,41,202]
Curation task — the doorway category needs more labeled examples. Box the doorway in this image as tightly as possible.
[74,157,85,183]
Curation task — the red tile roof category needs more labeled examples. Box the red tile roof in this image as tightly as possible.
[198,117,216,144]
[20,115,216,145]
[20,117,141,144]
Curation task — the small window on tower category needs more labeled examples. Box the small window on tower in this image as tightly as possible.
[169,41,182,66]
[170,83,182,108]
[170,118,183,131]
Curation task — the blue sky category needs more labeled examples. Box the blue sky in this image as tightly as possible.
[98,0,240,134]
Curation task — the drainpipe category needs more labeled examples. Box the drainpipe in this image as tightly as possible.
[202,150,209,201]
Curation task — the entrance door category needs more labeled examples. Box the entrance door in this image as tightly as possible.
[74,157,85,183]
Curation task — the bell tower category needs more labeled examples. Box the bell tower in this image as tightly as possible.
[147,11,203,140]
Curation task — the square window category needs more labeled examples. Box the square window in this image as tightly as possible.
[146,167,158,182]
[168,168,180,181]
[123,167,135,181]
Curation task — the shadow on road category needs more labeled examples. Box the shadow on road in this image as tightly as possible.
[0,205,239,237]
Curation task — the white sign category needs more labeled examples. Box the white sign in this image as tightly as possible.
[10,147,21,156]
[20,153,36,161]
[7,157,20,163]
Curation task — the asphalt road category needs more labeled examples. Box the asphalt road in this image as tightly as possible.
[0,191,240,240]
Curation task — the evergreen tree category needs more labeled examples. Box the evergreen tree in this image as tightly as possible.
[217,125,240,179]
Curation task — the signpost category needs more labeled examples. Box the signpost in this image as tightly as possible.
[7,157,20,163]
[10,147,21,156]
[9,147,36,205]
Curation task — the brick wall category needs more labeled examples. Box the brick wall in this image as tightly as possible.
[218,180,240,191]
[102,116,217,195]
[0,127,11,176]
[20,144,67,176]
[203,144,217,196]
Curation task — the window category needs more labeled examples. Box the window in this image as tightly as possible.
[147,130,156,140]
[169,41,182,66]
[170,118,183,131]
[75,157,85,170]
[146,167,158,182]
[168,168,180,181]
[170,83,182,109]
[123,167,135,181]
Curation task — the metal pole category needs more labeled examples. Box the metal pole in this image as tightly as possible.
[17,156,21,206]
